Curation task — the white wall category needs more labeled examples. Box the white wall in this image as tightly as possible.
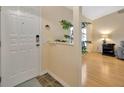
[93,11,124,52]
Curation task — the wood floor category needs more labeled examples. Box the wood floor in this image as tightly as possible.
[82,53,124,87]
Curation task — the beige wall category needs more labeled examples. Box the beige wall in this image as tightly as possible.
[41,6,82,86]
[47,44,81,86]
[41,6,73,70]
[87,24,93,52]
[42,6,73,41]
[92,11,124,52]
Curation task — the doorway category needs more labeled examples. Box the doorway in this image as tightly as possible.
[1,7,41,87]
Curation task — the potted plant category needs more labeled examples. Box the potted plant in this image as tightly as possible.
[60,20,73,42]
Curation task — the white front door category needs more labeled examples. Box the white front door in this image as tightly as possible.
[1,7,41,87]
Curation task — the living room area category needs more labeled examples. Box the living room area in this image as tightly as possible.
[82,6,124,87]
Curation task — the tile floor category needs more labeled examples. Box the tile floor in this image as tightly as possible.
[16,73,63,87]
[16,78,42,87]
[37,73,63,87]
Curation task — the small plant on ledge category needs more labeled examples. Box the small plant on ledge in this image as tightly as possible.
[55,39,67,42]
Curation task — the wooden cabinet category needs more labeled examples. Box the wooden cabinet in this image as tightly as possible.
[102,44,115,56]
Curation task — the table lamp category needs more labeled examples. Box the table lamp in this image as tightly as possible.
[101,34,108,44]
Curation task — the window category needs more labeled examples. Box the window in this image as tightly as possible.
[69,27,74,43]
[81,28,87,46]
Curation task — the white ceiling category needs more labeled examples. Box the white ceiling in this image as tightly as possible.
[65,6,124,20]
[82,6,124,20]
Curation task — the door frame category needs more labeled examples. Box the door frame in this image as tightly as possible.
[1,6,42,86]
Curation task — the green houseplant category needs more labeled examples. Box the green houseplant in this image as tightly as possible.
[60,20,73,42]
[60,20,73,30]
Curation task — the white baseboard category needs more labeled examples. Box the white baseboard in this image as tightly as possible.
[40,70,48,76]
[47,70,70,87]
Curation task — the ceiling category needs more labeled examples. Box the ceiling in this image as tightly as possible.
[65,6,124,20]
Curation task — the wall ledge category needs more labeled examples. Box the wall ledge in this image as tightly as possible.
[48,41,74,46]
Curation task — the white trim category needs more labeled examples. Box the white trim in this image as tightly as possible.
[47,70,70,87]
[40,70,47,76]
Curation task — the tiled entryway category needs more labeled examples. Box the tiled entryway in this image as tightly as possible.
[16,78,42,87]
[16,73,63,87]
[37,73,63,87]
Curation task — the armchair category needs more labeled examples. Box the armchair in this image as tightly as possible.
[115,41,124,59]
